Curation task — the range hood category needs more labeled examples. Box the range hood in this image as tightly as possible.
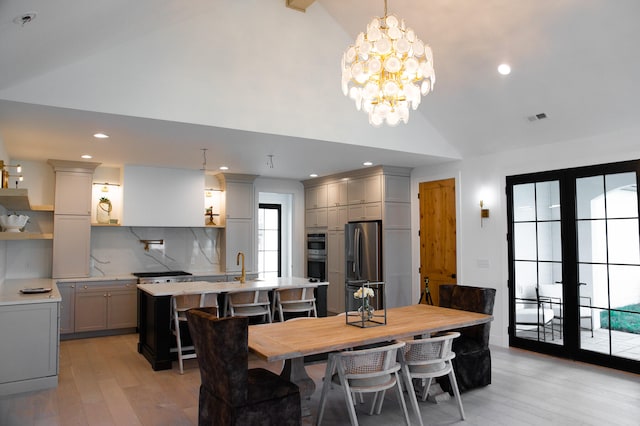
[0,188,53,211]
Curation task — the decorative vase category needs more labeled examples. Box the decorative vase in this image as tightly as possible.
[358,300,374,321]
[0,214,29,232]
[97,200,112,224]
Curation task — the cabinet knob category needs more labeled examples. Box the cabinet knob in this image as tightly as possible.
[104,293,107,297]
[84,285,88,289]
[71,285,75,288]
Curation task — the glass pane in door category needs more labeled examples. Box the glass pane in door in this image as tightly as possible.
[576,172,640,361]
[513,180,563,344]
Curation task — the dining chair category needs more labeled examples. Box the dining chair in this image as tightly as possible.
[399,332,464,424]
[316,341,410,426]
[186,308,301,426]
[438,284,496,393]
[273,287,317,322]
[227,290,272,323]
[170,293,202,374]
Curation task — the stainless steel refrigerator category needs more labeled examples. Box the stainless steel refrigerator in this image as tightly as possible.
[345,220,383,308]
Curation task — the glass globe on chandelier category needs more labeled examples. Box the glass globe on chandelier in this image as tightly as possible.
[341,0,435,127]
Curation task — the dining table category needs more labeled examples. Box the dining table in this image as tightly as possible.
[248,303,493,417]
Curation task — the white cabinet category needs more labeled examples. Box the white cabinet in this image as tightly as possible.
[347,175,381,205]
[53,171,92,215]
[305,185,328,209]
[328,181,347,206]
[328,206,348,231]
[327,230,345,313]
[225,181,254,219]
[52,215,91,278]
[306,208,328,228]
[224,219,254,272]
[347,202,382,222]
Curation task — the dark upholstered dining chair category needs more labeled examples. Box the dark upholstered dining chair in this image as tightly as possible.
[437,284,496,393]
[186,308,301,426]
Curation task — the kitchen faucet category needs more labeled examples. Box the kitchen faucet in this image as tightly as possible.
[235,252,246,283]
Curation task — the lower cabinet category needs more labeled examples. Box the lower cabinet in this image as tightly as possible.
[58,282,76,334]
[0,301,59,396]
[70,280,137,333]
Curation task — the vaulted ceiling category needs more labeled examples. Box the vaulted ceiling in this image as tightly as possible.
[1,0,639,179]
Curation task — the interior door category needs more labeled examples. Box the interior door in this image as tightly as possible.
[419,178,457,306]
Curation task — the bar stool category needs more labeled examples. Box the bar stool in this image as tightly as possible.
[170,293,202,374]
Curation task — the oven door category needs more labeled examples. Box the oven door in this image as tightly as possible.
[307,256,326,281]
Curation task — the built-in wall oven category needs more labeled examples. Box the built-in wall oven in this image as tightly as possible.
[307,233,326,281]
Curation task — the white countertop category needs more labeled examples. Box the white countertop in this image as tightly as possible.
[137,276,329,297]
[0,278,61,306]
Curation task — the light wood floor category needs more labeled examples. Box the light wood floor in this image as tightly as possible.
[1,333,639,426]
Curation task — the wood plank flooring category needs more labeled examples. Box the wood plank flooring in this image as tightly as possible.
[1,333,638,425]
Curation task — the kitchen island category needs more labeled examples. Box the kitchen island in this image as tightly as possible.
[137,277,329,371]
[0,279,61,396]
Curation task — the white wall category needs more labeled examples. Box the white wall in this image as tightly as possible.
[411,124,640,348]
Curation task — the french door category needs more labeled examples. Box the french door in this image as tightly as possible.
[258,204,281,279]
[507,160,640,374]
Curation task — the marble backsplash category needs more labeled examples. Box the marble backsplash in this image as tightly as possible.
[90,227,222,276]
[3,226,222,280]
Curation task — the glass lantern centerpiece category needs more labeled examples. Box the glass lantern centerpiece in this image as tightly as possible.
[345,281,386,328]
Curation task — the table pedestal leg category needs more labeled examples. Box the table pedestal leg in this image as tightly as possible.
[281,357,316,417]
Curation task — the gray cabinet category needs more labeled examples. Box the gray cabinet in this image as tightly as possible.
[327,230,345,313]
[306,208,328,228]
[49,160,100,279]
[0,301,59,396]
[58,282,76,334]
[327,181,347,206]
[74,281,137,332]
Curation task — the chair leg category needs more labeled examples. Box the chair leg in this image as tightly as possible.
[448,368,465,420]
[401,365,423,426]
[393,372,411,426]
[421,378,432,402]
[174,317,184,375]
[339,377,359,426]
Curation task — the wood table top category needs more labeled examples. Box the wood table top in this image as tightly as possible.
[248,304,493,362]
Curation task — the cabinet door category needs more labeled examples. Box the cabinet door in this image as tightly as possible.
[306,208,328,228]
[107,284,137,329]
[347,179,365,204]
[328,206,348,230]
[0,302,59,384]
[75,286,108,332]
[58,282,76,334]
[328,181,348,206]
[54,171,92,215]
[52,215,91,278]
[384,175,410,202]
[226,182,254,219]
[327,231,345,314]
[347,202,382,221]
[306,185,328,209]
[225,219,253,272]
[363,175,382,203]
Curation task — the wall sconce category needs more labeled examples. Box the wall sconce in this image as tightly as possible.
[480,200,490,227]
[93,182,120,193]
[0,161,23,188]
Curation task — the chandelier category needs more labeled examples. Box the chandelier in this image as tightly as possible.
[341,0,435,127]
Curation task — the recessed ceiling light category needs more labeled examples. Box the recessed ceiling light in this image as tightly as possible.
[363,161,373,166]
[93,133,109,139]
[12,12,37,26]
[81,154,92,159]
[498,64,511,75]
[309,173,318,178]
[219,166,229,171]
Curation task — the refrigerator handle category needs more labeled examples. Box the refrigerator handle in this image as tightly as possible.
[354,227,361,278]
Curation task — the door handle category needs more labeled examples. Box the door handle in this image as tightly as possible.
[451,273,457,279]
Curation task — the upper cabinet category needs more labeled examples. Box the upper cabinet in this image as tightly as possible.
[54,171,93,215]
[305,185,328,209]
[122,166,203,227]
[327,181,348,206]
[347,175,381,205]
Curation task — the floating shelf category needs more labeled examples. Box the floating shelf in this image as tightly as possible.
[0,232,53,241]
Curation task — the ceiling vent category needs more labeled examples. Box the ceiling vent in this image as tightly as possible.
[527,113,548,122]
